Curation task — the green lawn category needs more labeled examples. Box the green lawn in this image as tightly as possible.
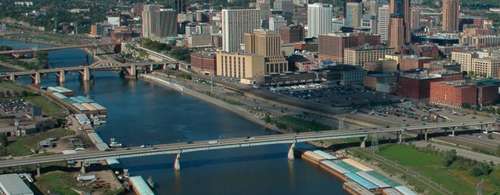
[378,144,500,194]
[0,82,64,117]
[5,128,74,156]
[273,115,331,132]
[35,171,84,195]
[25,95,65,118]
[0,81,28,94]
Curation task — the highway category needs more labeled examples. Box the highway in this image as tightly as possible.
[0,120,495,169]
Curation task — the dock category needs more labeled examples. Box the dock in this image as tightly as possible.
[129,176,155,195]
[301,150,417,195]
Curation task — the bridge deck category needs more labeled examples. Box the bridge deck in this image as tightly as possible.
[0,120,494,169]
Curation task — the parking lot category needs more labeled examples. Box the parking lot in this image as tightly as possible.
[269,84,398,107]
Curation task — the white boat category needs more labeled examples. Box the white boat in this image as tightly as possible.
[109,138,123,148]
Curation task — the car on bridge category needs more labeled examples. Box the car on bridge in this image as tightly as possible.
[208,140,218,144]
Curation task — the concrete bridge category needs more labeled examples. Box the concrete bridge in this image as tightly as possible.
[0,60,177,85]
[0,120,495,172]
[0,43,117,56]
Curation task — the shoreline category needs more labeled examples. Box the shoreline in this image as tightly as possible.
[139,73,283,133]
[0,60,26,71]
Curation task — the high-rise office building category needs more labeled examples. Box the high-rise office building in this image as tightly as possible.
[221,9,261,52]
[345,2,362,27]
[279,24,304,43]
[175,0,185,13]
[256,0,272,20]
[377,5,390,42]
[389,0,410,43]
[269,15,287,32]
[442,0,460,32]
[244,29,288,74]
[344,0,362,18]
[366,0,378,17]
[141,4,161,38]
[244,30,282,57]
[273,0,294,14]
[155,9,177,39]
[307,3,333,38]
[389,17,405,53]
[318,32,381,62]
[410,7,421,30]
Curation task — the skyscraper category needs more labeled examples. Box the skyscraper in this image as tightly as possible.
[389,17,405,53]
[269,15,287,32]
[442,0,460,32]
[244,29,288,74]
[377,5,390,42]
[155,9,177,39]
[389,0,410,43]
[175,0,185,13]
[366,0,378,17]
[279,24,304,43]
[141,4,161,38]
[410,7,421,30]
[222,9,261,52]
[345,2,362,27]
[273,0,294,14]
[307,3,333,38]
[256,0,272,20]
[244,29,281,57]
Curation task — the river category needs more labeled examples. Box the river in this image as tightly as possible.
[0,39,346,195]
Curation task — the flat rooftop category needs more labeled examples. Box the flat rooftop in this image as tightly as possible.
[0,174,34,195]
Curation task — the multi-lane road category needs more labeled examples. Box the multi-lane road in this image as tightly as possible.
[0,120,495,169]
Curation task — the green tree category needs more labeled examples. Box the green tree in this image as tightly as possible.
[264,114,272,124]
[470,162,492,177]
[443,149,457,167]
[0,133,8,147]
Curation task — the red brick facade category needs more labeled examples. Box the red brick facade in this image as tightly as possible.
[430,82,477,107]
[397,72,463,100]
[430,81,499,107]
[190,52,216,75]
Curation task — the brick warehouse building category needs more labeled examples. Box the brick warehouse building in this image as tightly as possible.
[397,70,463,100]
[190,52,216,75]
[430,80,499,107]
[430,81,477,107]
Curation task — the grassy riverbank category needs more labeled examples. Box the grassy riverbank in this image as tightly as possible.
[5,128,73,156]
[267,115,332,132]
[352,144,500,194]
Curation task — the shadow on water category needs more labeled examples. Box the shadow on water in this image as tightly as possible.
[124,151,285,172]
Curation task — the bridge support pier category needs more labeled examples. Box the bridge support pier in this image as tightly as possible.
[149,64,154,72]
[80,161,86,174]
[398,131,403,144]
[424,129,428,141]
[124,65,137,79]
[174,153,181,171]
[56,70,65,84]
[162,64,168,70]
[9,73,15,81]
[81,67,90,81]
[36,164,41,177]
[32,72,41,86]
[360,136,368,148]
[288,143,295,160]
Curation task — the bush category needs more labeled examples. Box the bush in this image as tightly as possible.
[264,115,272,124]
[470,163,493,177]
[443,150,457,167]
